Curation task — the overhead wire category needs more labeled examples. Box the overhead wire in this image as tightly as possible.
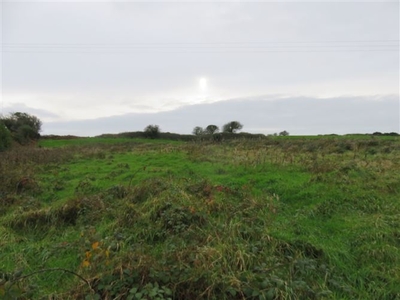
[1,40,398,53]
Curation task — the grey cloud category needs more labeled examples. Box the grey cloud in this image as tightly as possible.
[2,103,61,121]
[42,95,399,136]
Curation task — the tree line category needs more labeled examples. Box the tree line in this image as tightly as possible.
[192,121,243,136]
[144,121,247,139]
[1,112,293,151]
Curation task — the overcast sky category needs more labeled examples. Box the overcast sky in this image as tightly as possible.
[1,0,399,136]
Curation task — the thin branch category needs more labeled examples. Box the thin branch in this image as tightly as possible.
[10,268,93,292]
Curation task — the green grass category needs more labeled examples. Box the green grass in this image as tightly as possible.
[38,137,182,148]
[1,136,399,299]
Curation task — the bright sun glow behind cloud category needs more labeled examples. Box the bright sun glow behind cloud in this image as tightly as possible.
[199,78,207,91]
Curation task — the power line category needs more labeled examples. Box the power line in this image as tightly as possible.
[2,50,398,54]
[2,40,398,53]
[2,39,399,45]
[3,45,399,48]
[2,49,398,53]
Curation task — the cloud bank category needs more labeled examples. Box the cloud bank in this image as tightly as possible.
[36,94,399,136]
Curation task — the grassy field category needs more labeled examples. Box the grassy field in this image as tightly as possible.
[1,135,399,299]
[38,137,183,148]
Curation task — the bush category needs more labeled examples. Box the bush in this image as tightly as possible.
[144,125,160,139]
[192,126,204,136]
[1,112,42,145]
[0,123,12,151]
[205,125,219,134]
[222,121,243,133]
[279,130,289,136]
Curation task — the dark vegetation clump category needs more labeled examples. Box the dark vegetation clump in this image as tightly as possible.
[0,123,12,151]
[8,203,78,230]
[372,131,399,136]
[130,178,169,203]
[1,112,42,147]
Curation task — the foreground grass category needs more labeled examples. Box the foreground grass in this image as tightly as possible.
[1,136,399,299]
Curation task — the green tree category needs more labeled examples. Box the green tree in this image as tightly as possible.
[279,130,289,136]
[144,124,160,139]
[0,123,12,151]
[205,125,219,134]
[1,112,42,145]
[222,121,243,133]
[192,126,204,136]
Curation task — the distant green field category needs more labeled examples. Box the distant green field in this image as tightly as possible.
[1,136,399,299]
[38,137,183,148]
[274,134,399,140]
[38,134,399,149]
